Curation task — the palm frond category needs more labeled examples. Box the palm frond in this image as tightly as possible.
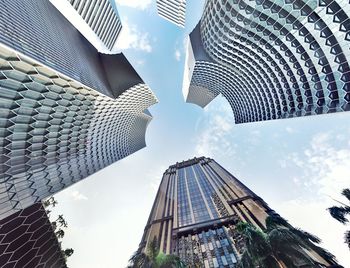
[260,255,281,268]
[268,227,310,251]
[328,206,349,224]
[147,237,160,261]
[341,189,350,202]
[159,254,185,268]
[236,221,251,233]
[265,214,289,230]
[236,250,255,268]
[129,251,149,268]
[345,230,350,249]
[310,244,337,264]
[291,228,321,244]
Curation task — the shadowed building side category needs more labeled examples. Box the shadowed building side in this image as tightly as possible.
[0,202,67,268]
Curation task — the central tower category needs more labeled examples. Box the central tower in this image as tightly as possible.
[138,157,337,267]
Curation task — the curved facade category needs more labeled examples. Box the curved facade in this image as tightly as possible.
[0,0,158,220]
[0,44,157,219]
[183,0,350,124]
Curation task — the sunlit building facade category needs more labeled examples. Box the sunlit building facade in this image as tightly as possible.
[156,0,186,27]
[183,0,350,124]
[0,0,157,219]
[139,157,337,267]
[50,0,122,52]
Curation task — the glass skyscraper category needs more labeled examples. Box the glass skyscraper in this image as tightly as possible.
[139,157,338,267]
[183,0,350,124]
[0,0,157,220]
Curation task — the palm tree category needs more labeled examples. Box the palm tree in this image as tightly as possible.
[128,237,185,268]
[62,248,74,261]
[55,229,65,239]
[57,214,68,228]
[237,214,339,268]
[43,196,58,208]
[328,188,350,249]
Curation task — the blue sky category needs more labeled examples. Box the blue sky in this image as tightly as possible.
[52,0,350,267]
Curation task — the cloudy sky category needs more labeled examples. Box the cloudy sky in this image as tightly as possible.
[52,0,350,267]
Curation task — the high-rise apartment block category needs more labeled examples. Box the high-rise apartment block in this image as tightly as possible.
[183,0,350,124]
[0,202,67,268]
[139,157,337,267]
[156,0,186,27]
[50,0,122,53]
[0,0,157,219]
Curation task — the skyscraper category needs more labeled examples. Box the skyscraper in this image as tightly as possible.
[183,0,350,124]
[139,157,338,267]
[156,0,186,27]
[50,0,122,53]
[0,0,157,219]
[0,202,67,268]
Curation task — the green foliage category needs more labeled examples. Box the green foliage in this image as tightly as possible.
[128,237,185,268]
[236,214,336,267]
[328,188,350,249]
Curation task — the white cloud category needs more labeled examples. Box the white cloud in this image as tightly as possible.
[114,18,152,53]
[285,126,296,133]
[115,0,152,10]
[136,59,145,66]
[277,198,350,266]
[279,130,350,265]
[288,131,350,197]
[174,49,181,61]
[69,190,88,201]
[195,98,235,157]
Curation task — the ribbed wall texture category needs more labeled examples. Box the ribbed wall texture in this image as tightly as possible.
[139,157,337,267]
[0,45,157,219]
[0,202,67,268]
[0,0,115,98]
[156,0,186,27]
[184,0,350,124]
[66,0,122,50]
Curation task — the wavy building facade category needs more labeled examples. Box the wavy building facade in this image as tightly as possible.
[139,157,338,267]
[0,0,157,219]
[183,0,350,124]
[156,0,186,27]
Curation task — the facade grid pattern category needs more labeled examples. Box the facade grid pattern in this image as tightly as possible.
[139,157,337,267]
[67,0,122,50]
[156,0,186,27]
[184,0,350,124]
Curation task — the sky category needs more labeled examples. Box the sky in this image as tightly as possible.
[51,0,350,267]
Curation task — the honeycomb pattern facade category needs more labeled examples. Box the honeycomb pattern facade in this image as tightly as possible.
[0,44,157,219]
[184,0,350,124]
[0,202,67,268]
